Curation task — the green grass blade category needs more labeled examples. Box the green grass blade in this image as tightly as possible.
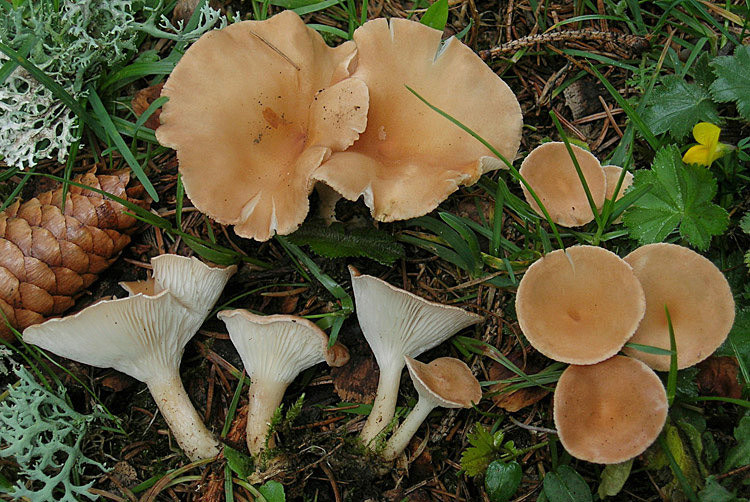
[665,304,678,406]
[87,86,159,201]
[491,179,505,256]
[398,234,469,270]
[0,167,34,212]
[439,212,484,276]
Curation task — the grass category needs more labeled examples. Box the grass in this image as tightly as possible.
[1,0,750,500]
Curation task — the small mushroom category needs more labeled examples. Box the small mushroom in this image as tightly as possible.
[519,142,606,227]
[350,266,482,445]
[602,165,633,224]
[313,17,522,222]
[218,309,348,455]
[24,255,237,461]
[381,356,481,461]
[622,243,735,370]
[157,11,369,241]
[553,355,668,464]
[515,246,645,365]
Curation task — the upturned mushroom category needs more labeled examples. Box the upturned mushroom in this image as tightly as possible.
[157,10,369,241]
[23,255,236,461]
[553,355,668,464]
[218,309,348,455]
[515,246,645,365]
[381,356,481,461]
[313,17,522,222]
[518,142,606,227]
[622,243,735,370]
[350,266,482,445]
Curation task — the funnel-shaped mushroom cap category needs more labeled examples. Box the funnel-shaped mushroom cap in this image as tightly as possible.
[603,165,633,224]
[405,356,481,408]
[218,309,334,383]
[622,243,735,370]
[350,266,482,363]
[313,18,522,222]
[149,255,237,313]
[554,355,668,464]
[519,142,606,227]
[157,10,369,241]
[516,246,645,365]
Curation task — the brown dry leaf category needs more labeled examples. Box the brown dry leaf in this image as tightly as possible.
[697,356,742,399]
[100,373,136,392]
[488,348,549,412]
[331,352,378,404]
[131,83,165,131]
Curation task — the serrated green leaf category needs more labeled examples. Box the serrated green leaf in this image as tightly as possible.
[698,476,749,502]
[710,46,750,121]
[485,460,522,502]
[741,212,750,235]
[642,75,720,139]
[622,145,728,250]
[597,459,633,499]
[460,423,501,477]
[542,465,592,502]
[724,416,750,472]
[224,445,254,480]
[258,480,286,502]
[420,0,449,30]
[286,222,404,265]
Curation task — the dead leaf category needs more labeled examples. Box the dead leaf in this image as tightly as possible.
[487,348,549,412]
[697,356,741,399]
[131,83,165,131]
[331,352,378,403]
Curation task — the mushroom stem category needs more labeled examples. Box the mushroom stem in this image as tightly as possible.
[246,380,288,455]
[146,371,219,461]
[380,397,435,461]
[360,362,404,445]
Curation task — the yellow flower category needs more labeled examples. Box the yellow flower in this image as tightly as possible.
[682,122,731,167]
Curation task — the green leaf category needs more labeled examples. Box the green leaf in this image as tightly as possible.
[485,460,522,502]
[710,45,750,121]
[642,75,720,139]
[597,459,633,499]
[224,445,254,480]
[698,476,749,502]
[286,222,404,265]
[258,480,286,502]
[542,465,593,502]
[420,0,449,30]
[622,145,729,251]
[724,415,750,472]
[461,423,502,477]
[716,308,750,384]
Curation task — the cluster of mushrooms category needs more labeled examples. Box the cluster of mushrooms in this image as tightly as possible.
[22,256,486,464]
[516,243,735,463]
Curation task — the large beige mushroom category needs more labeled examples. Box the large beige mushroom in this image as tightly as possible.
[313,17,522,222]
[519,142,606,227]
[157,11,368,241]
[554,355,668,464]
[515,246,645,365]
[622,243,735,370]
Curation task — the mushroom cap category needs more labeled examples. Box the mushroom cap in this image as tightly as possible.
[405,356,481,408]
[553,355,668,464]
[519,142,606,227]
[515,246,645,365]
[157,11,368,241]
[313,18,522,222]
[603,165,633,201]
[622,243,735,370]
[218,309,338,384]
[350,266,482,366]
[24,290,198,382]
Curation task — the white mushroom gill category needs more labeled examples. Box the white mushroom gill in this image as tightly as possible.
[24,255,236,461]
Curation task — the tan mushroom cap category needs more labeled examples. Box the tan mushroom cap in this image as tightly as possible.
[622,243,735,370]
[313,18,523,222]
[519,142,606,227]
[554,355,668,464]
[157,11,368,241]
[405,356,482,408]
[603,165,633,224]
[516,246,645,365]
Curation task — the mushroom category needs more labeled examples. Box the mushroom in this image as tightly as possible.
[381,356,481,461]
[217,309,348,455]
[622,243,735,370]
[157,10,369,241]
[602,165,633,223]
[553,355,668,464]
[23,255,237,461]
[518,142,606,227]
[515,246,645,365]
[312,17,522,223]
[350,266,482,445]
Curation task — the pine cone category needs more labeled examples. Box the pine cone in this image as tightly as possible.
[0,170,150,340]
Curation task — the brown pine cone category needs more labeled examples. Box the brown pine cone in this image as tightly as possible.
[0,170,150,340]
